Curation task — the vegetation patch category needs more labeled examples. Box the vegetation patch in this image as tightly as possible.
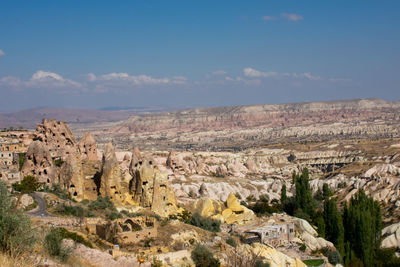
[12,175,38,194]
[302,259,324,266]
[0,182,37,256]
[191,244,220,267]
[57,228,93,248]
[189,212,220,232]
[42,183,72,200]
[44,228,70,262]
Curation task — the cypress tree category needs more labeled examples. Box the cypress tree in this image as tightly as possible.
[294,168,315,218]
[323,198,344,255]
[281,184,287,204]
[342,190,382,267]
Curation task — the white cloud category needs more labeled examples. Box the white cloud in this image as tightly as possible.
[262,16,275,21]
[0,49,4,56]
[0,76,21,87]
[93,72,170,85]
[86,73,97,81]
[31,70,64,81]
[0,70,82,92]
[212,70,227,75]
[243,68,278,78]
[29,70,82,88]
[289,72,322,81]
[243,67,322,81]
[172,76,187,84]
[282,13,303,21]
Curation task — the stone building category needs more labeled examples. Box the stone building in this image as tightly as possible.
[243,223,295,247]
[96,217,158,245]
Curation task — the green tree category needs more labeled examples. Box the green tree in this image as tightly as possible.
[342,190,382,267]
[294,168,315,218]
[0,181,36,256]
[12,175,38,194]
[324,198,344,255]
[323,183,332,199]
[280,184,287,204]
[315,188,324,201]
[314,211,326,238]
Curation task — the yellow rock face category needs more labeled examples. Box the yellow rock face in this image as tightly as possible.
[241,243,307,267]
[200,198,216,217]
[222,208,233,219]
[211,214,225,223]
[226,193,244,212]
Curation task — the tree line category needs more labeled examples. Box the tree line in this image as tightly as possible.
[249,168,399,267]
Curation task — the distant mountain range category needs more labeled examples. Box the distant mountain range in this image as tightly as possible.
[0,106,183,129]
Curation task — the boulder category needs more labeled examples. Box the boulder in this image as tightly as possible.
[193,198,223,217]
[382,222,400,249]
[238,243,307,267]
[293,218,318,237]
[300,232,334,251]
[224,206,255,225]
[226,193,244,212]
[18,194,34,209]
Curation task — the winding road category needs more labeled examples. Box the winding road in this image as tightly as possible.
[28,192,50,217]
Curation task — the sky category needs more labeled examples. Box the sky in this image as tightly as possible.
[0,0,399,111]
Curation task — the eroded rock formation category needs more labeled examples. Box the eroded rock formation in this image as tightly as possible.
[78,132,98,161]
[193,193,256,225]
[35,118,77,160]
[21,141,56,185]
[99,143,125,204]
[129,147,179,216]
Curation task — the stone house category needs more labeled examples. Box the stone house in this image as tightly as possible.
[243,223,295,247]
[96,217,158,246]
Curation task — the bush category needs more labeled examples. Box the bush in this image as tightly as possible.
[44,228,70,262]
[255,259,270,267]
[226,237,236,247]
[42,184,71,200]
[106,211,123,220]
[191,244,220,267]
[55,204,93,218]
[12,175,38,194]
[190,213,220,232]
[0,182,36,256]
[327,250,341,265]
[374,248,400,266]
[57,228,93,248]
[170,209,192,224]
[300,244,307,252]
[88,196,116,211]
[54,159,64,167]
[80,199,89,205]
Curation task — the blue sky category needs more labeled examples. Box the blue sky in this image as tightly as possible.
[0,0,399,111]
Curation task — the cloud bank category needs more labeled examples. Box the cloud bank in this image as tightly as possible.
[281,13,303,21]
